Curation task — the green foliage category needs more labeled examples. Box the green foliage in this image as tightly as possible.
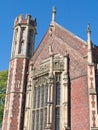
[0,70,8,125]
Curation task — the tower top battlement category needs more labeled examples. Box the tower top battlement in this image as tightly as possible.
[14,14,37,27]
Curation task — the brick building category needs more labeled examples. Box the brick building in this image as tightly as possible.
[2,7,98,130]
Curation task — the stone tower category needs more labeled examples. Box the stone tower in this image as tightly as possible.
[2,14,36,130]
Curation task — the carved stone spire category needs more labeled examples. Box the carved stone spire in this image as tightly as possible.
[51,6,56,22]
[87,24,91,45]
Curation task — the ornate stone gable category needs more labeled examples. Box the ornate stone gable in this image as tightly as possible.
[32,54,64,78]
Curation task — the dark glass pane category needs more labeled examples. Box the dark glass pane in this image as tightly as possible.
[56,82,60,105]
[44,108,47,129]
[37,86,40,108]
[36,111,39,130]
[32,112,35,130]
[41,85,44,107]
[33,87,36,109]
[40,110,43,130]
[55,108,60,130]
[45,84,48,106]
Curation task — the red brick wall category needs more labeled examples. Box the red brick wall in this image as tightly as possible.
[71,76,90,130]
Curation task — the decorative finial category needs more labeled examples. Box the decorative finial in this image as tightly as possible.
[87,23,91,41]
[52,6,56,22]
[87,23,92,63]
[87,23,91,33]
[64,51,69,57]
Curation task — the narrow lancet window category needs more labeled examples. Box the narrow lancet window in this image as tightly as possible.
[41,85,44,107]
[56,74,60,105]
[37,86,40,108]
[55,108,60,130]
[18,41,24,54]
[55,74,61,130]
[33,87,36,109]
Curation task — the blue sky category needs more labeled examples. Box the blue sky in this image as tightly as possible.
[0,0,98,71]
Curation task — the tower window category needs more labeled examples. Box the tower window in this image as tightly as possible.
[28,42,31,57]
[14,28,18,42]
[18,41,24,54]
[12,41,17,57]
[21,28,25,40]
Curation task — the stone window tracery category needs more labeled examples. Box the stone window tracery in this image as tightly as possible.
[32,76,48,130]
[31,55,64,130]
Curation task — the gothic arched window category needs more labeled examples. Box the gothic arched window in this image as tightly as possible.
[32,79,48,130]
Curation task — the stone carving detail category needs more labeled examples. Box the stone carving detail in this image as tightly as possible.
[32,54,64,78]
[33,63,50,77]
[34,76,48,87]
[54,55,64,71]
[15,80,20,88]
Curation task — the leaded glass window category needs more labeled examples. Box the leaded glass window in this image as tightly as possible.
[37,86,40,108]
[36,111,39,130]
[40,110,43,130]
[45,84,48,106]
[32,81,48,130]
[32,112,35,130]
[32,73,61,130]
[56,82,60,105]
[55,108,60,130]
[55,74,61,130]
[41,85,44,107]
[44,108,47,129]
[33,87,36,109]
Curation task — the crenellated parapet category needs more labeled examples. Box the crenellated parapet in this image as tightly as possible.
[14,14,37,27]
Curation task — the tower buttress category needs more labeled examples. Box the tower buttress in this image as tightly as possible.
[2,14,37,130]
[87,24,98,129]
